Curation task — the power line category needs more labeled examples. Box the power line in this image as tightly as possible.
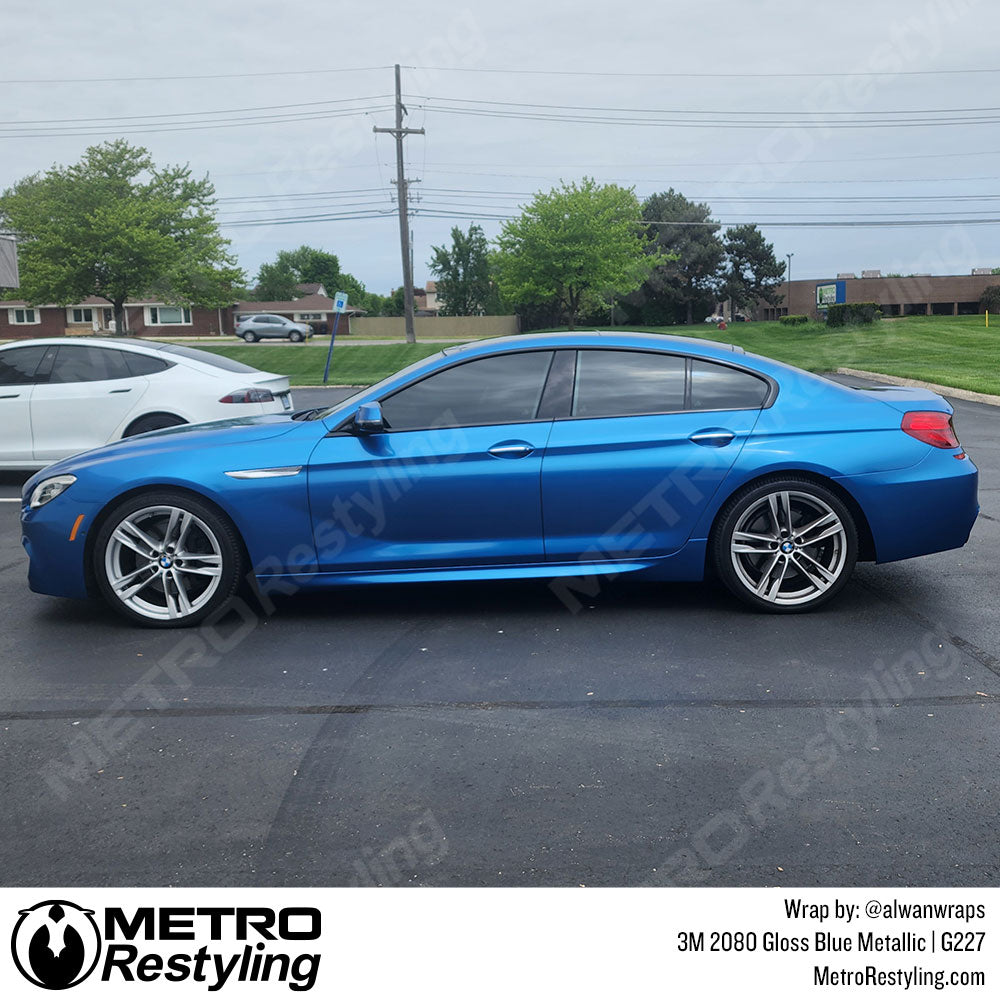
[411,94,1000,117]
[405,63,1000,79]
[0,105,393,139]
[0,66,393,85]
[414,103,1000,129]
[0,96,393,128]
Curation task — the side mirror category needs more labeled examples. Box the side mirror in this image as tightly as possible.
[353,401,385,435]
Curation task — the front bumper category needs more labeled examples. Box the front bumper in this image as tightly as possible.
[21,493,103,600]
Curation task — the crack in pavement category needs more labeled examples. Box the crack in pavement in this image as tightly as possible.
[0,693,995,721]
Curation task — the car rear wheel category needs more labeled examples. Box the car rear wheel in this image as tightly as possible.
[93,491,243,628]
[712,477,857,613]
[242,331,257,343]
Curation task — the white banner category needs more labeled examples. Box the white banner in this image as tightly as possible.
[1,887,994,997]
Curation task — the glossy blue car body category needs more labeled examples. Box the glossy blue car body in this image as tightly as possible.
[21,332,979,608]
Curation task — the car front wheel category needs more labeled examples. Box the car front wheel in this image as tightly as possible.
[289,330,304,342]
[93,491,243,627]
[712,477,857,613]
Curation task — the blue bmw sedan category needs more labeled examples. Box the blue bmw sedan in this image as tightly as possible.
[20,333,978,626]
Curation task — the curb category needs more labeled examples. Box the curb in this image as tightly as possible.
[290,385,365,390]
[836,368,1000,408]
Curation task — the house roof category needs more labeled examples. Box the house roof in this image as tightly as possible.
[295,282,324,296]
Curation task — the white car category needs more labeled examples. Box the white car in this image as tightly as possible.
[0,338,293,470]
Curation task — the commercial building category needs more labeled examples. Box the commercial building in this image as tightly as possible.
[757,270,999,321]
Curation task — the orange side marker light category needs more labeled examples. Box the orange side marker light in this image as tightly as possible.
[69,514,85,541]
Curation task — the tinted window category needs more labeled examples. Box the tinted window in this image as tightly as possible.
[690,359,768,410]
[382,351,554,431]
[123,351,173,377]
[49,346,131,384]
[573,350,685,418]
[0,346,47,385]
[155,344,260,373]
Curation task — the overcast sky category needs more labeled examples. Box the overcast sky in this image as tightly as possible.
[3,0,999,295]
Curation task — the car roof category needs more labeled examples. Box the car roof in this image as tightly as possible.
[0,336,166,355]
[441,330,748,361]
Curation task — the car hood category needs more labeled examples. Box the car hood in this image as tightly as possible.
[24,414,300,490]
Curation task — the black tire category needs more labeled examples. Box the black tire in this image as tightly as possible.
[93,490,244,628]
[711,476,857,613]
[123,413,187,437]
[242,331,257,343]
[289,330,304,343]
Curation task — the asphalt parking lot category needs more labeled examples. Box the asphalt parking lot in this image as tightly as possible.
[1,381,997,887]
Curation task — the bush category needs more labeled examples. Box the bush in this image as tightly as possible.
[779,314,809,326]
[825,302,882,327]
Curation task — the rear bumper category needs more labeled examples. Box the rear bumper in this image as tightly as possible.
[838,450,979,563]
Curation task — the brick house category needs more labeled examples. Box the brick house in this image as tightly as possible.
[1,296,234,340]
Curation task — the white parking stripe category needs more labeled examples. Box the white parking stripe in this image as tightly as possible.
[0,498,22,503]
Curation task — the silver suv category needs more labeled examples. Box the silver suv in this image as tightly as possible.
[235,314,313,343]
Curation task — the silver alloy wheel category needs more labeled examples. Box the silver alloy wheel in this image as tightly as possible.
[729,490,848,606]
[103,505,224,621]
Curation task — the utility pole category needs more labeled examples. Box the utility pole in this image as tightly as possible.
[374,64,424,343]
[785,252,794,317]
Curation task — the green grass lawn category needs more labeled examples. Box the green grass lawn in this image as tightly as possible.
[191,315,1000,393]
[194,342,445,385]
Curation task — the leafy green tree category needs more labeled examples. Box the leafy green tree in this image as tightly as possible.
[495,178,656,330]
[979,285,1000,313]
[428,224,493,316]
[722,224,785,316]
[253,244,381,313]
[0,140,242,333]
[381,286,405,316]
[628,189,723,325]
[254,257,299,300]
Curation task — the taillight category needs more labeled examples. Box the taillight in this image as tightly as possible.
[901,410,960,449]
[220,388,274,404]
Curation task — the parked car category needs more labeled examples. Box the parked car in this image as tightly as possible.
[0,338,293,470]
[235,314,312,342]
[20,332,977,626]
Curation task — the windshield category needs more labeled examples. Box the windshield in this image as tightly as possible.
[306,351,446,421]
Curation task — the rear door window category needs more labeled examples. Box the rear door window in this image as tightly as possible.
[572,350,686,418]
[48,346,132,384]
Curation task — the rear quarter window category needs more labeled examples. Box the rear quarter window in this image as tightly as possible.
[689,359,769,410]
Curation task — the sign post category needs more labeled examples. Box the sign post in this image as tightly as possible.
[322,292,349,385]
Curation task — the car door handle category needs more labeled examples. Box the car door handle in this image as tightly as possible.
[488,441,534,459]
[109,388,132,394]
[0,393,19,399]
[689,429,736,447]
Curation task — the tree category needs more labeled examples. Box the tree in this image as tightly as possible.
[253,244,382,313]
[722,224,785,316]
[255,257,299,300]
[428,224,493,316]
[0,140,242,333]
[979,285,1000,313]
[494,178,656,330]
[628,189,724,325]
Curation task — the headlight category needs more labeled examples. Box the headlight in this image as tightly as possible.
[29,475,77,509]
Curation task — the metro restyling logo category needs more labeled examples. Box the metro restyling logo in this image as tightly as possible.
[12,900,102,989]
[12,903,321,991]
